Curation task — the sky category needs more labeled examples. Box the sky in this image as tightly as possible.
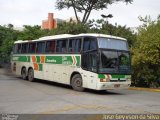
[0,0,160,28]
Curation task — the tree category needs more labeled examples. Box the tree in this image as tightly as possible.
[0,25,50,61]
[18,25,50,40]
[132,16,160,88]
[87,19,136,46]
[51,22,90,34]
[55,0,133,23]
[0,24,20,62]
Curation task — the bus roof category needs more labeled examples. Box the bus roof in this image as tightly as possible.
[14,33,127,44]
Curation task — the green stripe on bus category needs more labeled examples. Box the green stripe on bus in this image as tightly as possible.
[45,56,62,64]
[27,56,31,62]
[98,74,131,79]
[39,64,43,71]
[111,75,125,78]
[98,74,105,79]
[36,56,41,63]
[45,56,80,66]
[12,56,30,62]
[12,55,80,66]
[76,56,80,66]
[62,56,73,65]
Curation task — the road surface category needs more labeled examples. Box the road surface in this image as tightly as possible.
[0,70,159,114]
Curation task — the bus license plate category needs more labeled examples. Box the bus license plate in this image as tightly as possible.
[114,84,120,88]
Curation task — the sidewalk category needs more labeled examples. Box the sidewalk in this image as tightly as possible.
[128,87,160,92]
[0,68,12,76]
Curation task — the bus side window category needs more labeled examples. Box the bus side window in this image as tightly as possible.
[68,38,81,53]
[28,42,36,53]
[46,41,55,53]
[37,42,45,53]
[56,40,67,53]
[83,37,97,51]
[13,44,17,54]
[21,43,28,53]
[14,44,21,54]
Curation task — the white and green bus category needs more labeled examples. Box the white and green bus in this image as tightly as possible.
[11,34,131,91]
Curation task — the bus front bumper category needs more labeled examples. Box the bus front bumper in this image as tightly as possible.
[96,81,131,90]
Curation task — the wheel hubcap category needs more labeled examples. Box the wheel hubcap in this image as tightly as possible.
[75,78,82,87]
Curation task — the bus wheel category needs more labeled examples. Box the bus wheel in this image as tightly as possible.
[71,74,84,92]
[28,68,34,82]
[21,67,27,80]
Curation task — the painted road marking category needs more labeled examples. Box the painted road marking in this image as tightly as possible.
[40,104,113,114]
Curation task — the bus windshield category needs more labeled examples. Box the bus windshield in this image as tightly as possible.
[99,50,131,74]
[97,37,128,51]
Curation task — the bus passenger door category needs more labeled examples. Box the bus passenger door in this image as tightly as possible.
[81,51,98,89]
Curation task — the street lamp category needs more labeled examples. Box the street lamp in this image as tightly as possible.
[101,14,113,18]
[101,14,113,34]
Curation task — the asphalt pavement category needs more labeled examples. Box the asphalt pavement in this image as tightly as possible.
[0,69,160,114]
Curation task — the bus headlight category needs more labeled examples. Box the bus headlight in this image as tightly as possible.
[100,78,110,82]
[106,78,110,82]
[126,78,131,81]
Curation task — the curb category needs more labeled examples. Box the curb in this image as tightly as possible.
[128,87,160,92]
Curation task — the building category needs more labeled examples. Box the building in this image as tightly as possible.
[66,17,80,23]
[55,18,65,24]
[42,13,56,30]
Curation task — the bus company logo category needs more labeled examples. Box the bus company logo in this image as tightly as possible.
[12,57,19,61]
[62,56,71,65]
[62,56,67,61]
[62,61,72,65]
[46,59,56,63]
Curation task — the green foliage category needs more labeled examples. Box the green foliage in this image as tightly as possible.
[132,16,160,88]
[0,21,135,63]
[55,0,133,23]
[18,25,50,40]
[0,24,20,59]
[49,20,136,47]
[87,19,136,46]
[50,22,90,34]
[0,25,50,60]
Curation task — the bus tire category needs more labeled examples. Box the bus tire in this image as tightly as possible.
[21,67,27,80]
[71,74,84,92]
[28,68,34,82]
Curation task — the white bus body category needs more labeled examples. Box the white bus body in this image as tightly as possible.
[11,34,131,91]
